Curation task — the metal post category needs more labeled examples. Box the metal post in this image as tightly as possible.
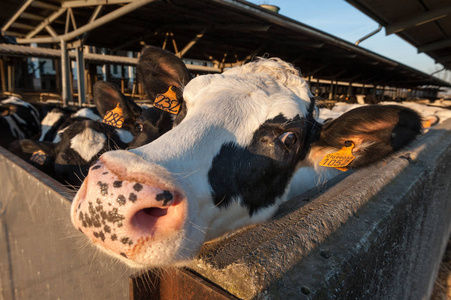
[0,59,6,92]
[76,46,86,107]
[7,64,14,92]
[347,82,352,97]
[328,80,334,100]
[60,40,71,107]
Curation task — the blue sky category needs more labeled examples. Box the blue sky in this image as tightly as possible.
[249,0,451,84]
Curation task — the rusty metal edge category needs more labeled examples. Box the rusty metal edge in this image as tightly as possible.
[130,267,240,299]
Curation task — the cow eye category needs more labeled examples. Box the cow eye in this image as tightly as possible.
[135,123,143,132]
[279,132,297,146]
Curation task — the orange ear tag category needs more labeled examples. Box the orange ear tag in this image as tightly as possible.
[103,103,124,128]
[154,86,181,115]
[30,150,46,166]
[319,143,355,172]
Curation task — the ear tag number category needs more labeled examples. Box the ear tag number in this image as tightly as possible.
[319,142,355,172]
[154,86,181,115]
[31,150,46,165]
[103,103,124,128]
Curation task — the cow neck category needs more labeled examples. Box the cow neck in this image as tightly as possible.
[299,97,322,161]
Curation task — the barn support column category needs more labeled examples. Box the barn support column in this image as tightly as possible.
[328,80,334,100]
[60,39,71,107]
[315,78,320,97]
[0,58,6,92]
[347,82,352,97]
[7,64,15,92]
[76,46,86,107]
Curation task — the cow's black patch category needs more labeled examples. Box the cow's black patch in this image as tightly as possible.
[208,114,309,215]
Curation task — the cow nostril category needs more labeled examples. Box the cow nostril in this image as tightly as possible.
[143,207,168,217]
[131,207,169,234]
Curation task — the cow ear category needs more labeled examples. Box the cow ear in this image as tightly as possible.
[137,46,192,103]
[307,105,422,170]
[20,139,56,157]
[93,81,142,127]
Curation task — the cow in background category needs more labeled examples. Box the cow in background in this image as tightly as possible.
[0,97,40,148]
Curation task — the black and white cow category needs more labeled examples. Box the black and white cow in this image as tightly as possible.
[71,52,422,269]
[19,83,142,187]
[0,97,40,148]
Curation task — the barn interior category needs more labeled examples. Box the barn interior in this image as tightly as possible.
[0,0,450,107]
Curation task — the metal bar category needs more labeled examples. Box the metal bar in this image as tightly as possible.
[25,7,67,39]
[10,22,35,31]
[31,1,60,10]
[76,47,86,107]
[65,8,70,34]
[17,0,157,44]
[355,25,382,46]
[1,0,34,35]
[45,25,58,37]
[0,59,5,92]
[176,29,207,58]
[68,8,78,30]
[418,37,451,53]
[80,5,104,44]
[19,12,45,22]
[386,5,451,35]
[61,40,71,107]
[62,0,133,8]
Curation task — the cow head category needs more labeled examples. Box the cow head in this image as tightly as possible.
[71,51,422,268]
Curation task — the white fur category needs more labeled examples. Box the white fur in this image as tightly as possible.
[72,108,101,121]
[115,129,134,144]
[70,127,106,162]
[39,111,64,141]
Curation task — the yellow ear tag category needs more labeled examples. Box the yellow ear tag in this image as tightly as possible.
[154,86,181,115]
[31,150,46,166]
[103,103,124,128]
[319,143,355,172]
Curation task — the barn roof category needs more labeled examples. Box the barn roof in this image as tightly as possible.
[346,0,451,72]
[1,0,450,88]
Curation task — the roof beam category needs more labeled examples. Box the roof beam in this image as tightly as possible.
[25,7,67,39]
[418,37,451,53]
[20,12,45,22]
[1,0,34,36]
[176,29,207,58]
[386,5,451,35]
[16,0,157,44]
[62,0,133,8]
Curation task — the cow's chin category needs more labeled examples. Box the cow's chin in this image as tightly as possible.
[92,229,203,269]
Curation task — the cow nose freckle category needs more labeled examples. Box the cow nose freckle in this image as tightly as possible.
[156,190,174,206]
[133,183,143,192]
[113,181,123,188]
